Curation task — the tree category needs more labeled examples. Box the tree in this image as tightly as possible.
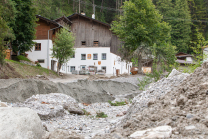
[51,28,75,74]
[111,0,171,72]
[0,0,16,65]
[156,0,192,53]
[11,0,37,54]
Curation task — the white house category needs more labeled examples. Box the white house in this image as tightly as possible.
[26,14,132,76]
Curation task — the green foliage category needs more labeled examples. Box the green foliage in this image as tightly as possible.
[96,112,108,118]
[182,30,208,73]
[138,76,152,91]
[36,62,41,67]
[111,0,171,51]
[11,0,37,53]
[51,28,75,73]
[82,109,91,116]
[149,43,177,81]
[156,0,192,53]
[111,0,171,71]
[0,0,16,65]
[16,55,31,62]
[108,100,127,106]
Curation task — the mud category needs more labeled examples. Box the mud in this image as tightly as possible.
[0,79,139,104]
[95,63,208,138]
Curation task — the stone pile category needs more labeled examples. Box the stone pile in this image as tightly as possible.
[95,63,208,138]
[12,93,131,138]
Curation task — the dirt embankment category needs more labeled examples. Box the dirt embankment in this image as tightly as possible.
[94,63,208,138]
[0,79,139,104]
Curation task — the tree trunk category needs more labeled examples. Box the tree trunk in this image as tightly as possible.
[100,0,103,12]
[138,55,143,74]
[57,62,61,75]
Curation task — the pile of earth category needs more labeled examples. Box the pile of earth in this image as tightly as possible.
[94,63,208,139]
[0,79,139,104]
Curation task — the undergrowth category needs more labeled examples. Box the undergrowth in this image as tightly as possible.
[17,55,31,62]
[96,112,108,118]
[82,109,91,116]
[138,76,152,91]
[108,100,127,106]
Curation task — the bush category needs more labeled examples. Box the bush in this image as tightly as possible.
[17,55,31,62]
[108,100,127,106]
[36,62,41,67]
[82,109,91,116]
[138,76,152,91]
[96,112,108,118]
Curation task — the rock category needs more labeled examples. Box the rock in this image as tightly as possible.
[63,103,84,115]
[0,107,43,139]
[185,125,196,130]
[168,69,181,77]
[42,129,84,139]
[186,113,194,119]
[0,102,8,107]
[129,126,172,139]
[14,93,83,119]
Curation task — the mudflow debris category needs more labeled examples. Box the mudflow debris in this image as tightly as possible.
[95,63,208,139]
[2,62,208,138]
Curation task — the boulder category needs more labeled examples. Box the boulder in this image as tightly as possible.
[0,107,43,139]
[129,126,172,139]
[13,93,83,119]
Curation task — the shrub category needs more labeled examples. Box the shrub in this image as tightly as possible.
[82,109,91,116]
[17,55,31,62]
[108,100,127,106]
[96,112,108,118]
[36,62,41,67]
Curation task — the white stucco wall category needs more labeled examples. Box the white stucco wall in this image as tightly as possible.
[26,40,53,69]
[58,47,132,75]
[27,44,132,75]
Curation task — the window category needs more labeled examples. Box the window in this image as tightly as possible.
[81,54,86,60]
[37,59,44,63]
[93,53,98,60]
[93,41,99,46]
[68,66,70,72]
[72,54,75,58]
[35,43,41,51]
[102,53,106,60]
[70,66,75,72]
[81,65,86,70]
[101,66,106,73]
[82,41,86,45]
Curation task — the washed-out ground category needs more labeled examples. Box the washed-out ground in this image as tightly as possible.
[0,74,144,138]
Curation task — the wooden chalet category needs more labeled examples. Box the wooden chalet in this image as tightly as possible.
[67,13,122,55]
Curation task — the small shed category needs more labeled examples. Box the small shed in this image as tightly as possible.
[175,52,194,64]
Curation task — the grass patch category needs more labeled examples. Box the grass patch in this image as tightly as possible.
[108,100,127,106]
[17,55,31,62]
[4,59,58,78]
[82,109,91,116]
[96,112,108,118]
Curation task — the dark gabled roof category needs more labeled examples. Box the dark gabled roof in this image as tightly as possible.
[67,13,110,27]
[54,16,72,24]
[36,15,60,27]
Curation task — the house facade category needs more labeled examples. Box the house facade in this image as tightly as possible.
[27,14,132,75]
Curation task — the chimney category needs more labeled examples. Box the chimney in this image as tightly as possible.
[92,14,95,19]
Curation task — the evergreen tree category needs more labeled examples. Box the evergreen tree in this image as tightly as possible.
[156,0,192,53]
[11,0,37,54]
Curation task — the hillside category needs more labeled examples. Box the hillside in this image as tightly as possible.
[0,59,58,79]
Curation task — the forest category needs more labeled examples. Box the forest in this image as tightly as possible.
[1,0,208,62]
